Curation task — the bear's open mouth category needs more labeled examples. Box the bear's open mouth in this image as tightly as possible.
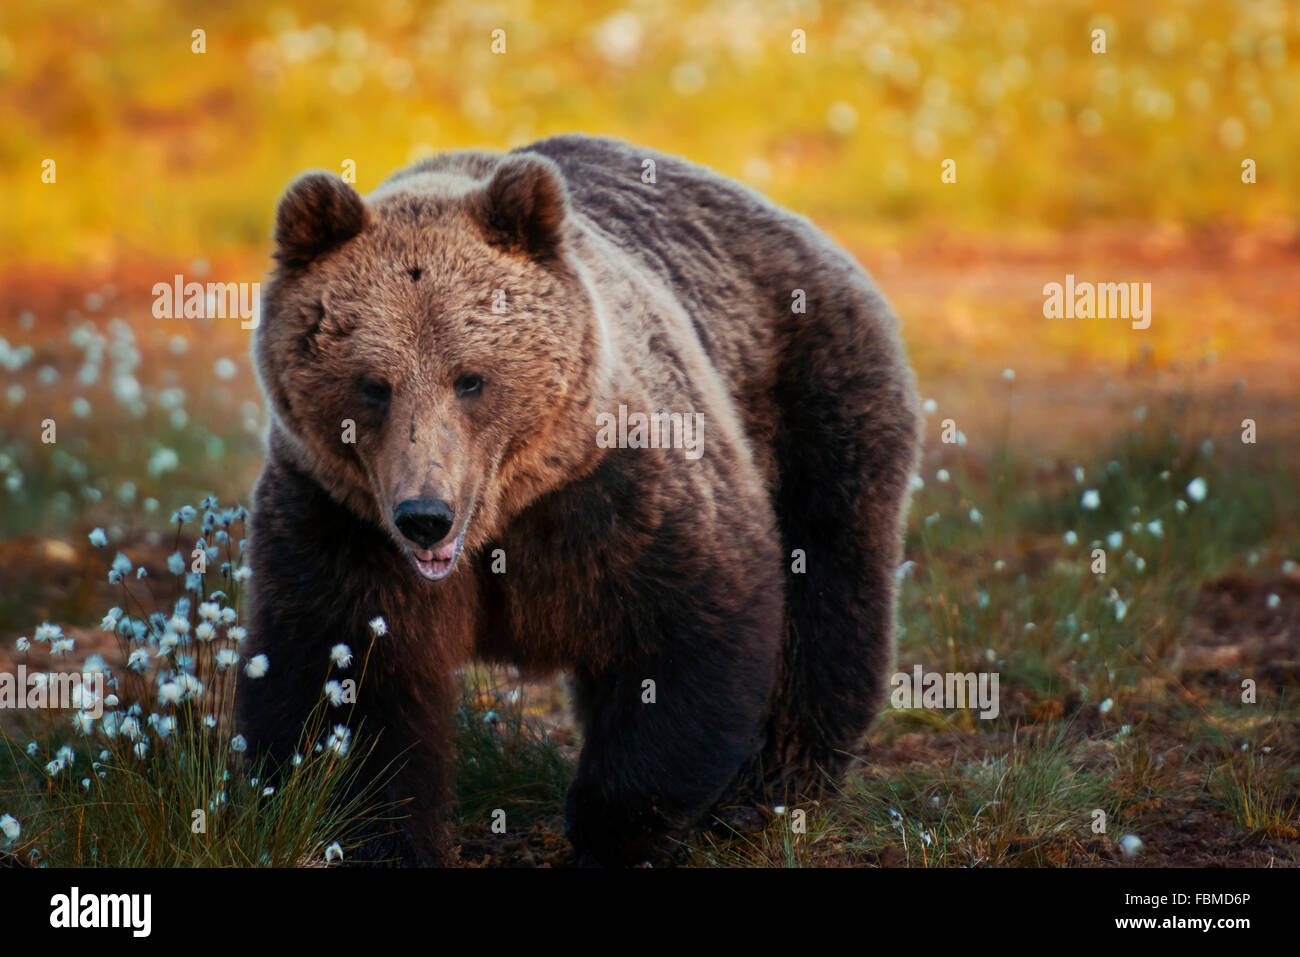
[407,534,463,581]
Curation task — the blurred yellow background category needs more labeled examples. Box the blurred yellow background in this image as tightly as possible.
[2,0,1296,265]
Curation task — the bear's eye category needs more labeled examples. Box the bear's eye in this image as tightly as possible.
[357,377,392,412]
[454,373,485,399]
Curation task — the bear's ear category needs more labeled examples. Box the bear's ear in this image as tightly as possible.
[474,154,568,259]
[273,171,370,268]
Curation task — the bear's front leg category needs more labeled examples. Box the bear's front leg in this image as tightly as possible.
[338,665,462,866]
[237,452,473,865]
[563,589,783,866]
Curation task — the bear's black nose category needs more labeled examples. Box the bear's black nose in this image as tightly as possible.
[394,498,455,549]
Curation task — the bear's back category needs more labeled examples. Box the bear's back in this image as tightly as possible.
[520,133,836,338]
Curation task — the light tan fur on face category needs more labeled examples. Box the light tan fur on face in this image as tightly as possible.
[256,161,618,558]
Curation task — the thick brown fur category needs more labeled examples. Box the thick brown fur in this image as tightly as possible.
[237,134,921,866]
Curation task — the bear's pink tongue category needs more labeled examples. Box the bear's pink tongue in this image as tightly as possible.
[413,540,457,563]
[410,534,463,581]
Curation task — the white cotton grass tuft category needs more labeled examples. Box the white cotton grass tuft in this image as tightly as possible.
[325,842,344,863]
[14,495,378,863]
[1080,489,1100,510]
[177,675,204,703]
[1185,477,1207,502]
[327,725,352,756]
[324,681,345,707]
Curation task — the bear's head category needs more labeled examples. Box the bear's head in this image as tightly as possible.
[255,154,607,581]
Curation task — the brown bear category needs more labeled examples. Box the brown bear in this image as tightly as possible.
[237,133,921,866]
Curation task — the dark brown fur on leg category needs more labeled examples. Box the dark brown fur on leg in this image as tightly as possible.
[236,441,475,865]
[760,286,921,795]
